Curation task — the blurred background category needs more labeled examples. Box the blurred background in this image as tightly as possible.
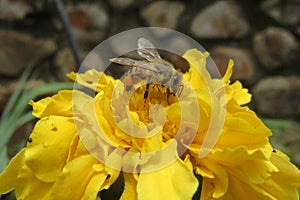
[0,0,299,189]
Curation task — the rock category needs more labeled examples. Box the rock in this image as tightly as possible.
[261,0,300,26]
[167,37,195,55]
[0,0,45,20]
[67,3,109,49]
[141,1,185,30]
[0,31,56,76]
[190,1,249,38]
[210,46,258,85]
[67,3,108,30]
[0,0,32,20]
[55,48,108,79]
[252,76,300,117]
[253,27,299,70]
[82,51,106,72]
[54,48,79,81]
[108,0,136,10]
[109,37,139,59]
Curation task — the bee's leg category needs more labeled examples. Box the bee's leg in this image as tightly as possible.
[166,87,171,104]
[144,83,150,106]
[177,84,184,97]
[144,83,150,99]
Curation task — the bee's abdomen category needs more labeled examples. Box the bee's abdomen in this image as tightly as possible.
[122,67,151,88]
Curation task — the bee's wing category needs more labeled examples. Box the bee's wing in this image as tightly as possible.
[137,37,162,62]
[110,57,160,73]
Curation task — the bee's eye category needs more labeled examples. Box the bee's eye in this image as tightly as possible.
[173,74,180,85]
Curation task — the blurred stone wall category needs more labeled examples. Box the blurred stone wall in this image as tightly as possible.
[0,0,300,119]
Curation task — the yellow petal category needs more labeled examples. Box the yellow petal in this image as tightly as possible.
[83,169,108,200]
[141,127,163,153]
[29,90,78,118]
[222,59,234,84]
[200,166,274,200]
[216,112,272,149]
[230,81,252,105]
[137,158,198,200]
[94,91,129,148]
[194,164,215,179]
[182,49,211,90]
[211,147,277,184]
[200,177,214,200]
[67,69,116,92]
[25,115,77,182]
[101,166,120,190]
[202,151,300,199]
[49,155,108,200]
[120,173,138,200]
[259,151,300,200]
[202,159,229,198]
[15,165,53,200]
[66,135,89,161]
[219,175,274,200]
[0,149,25,194]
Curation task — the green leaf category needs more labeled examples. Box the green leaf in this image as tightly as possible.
[0,46,48,121]
[0,44,74,173]
[0,146,8,173]
[0,82,73,151]
[262,118,300,167]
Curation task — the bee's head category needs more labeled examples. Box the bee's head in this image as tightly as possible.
[170,73,182,95]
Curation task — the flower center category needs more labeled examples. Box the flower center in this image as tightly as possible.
[128,83,178,125]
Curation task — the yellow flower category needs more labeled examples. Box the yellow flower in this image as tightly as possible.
[0,49,299,200]
[0,90,119,199]
[183,49,300,199]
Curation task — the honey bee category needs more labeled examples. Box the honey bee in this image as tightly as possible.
[110,38,184,100]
